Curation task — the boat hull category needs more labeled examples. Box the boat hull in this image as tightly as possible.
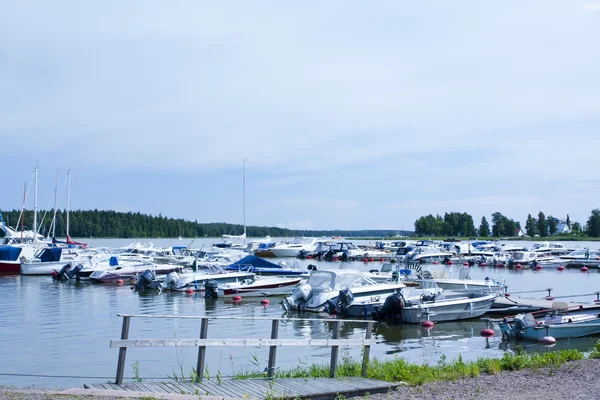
[401,294,497,323]
[218,277,302,297]
[0,261,20,274]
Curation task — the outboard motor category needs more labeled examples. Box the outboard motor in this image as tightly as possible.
[307,264,318,271]
[324,250,335,261]
[135,269,157,291]
[373,292,405,322]
[204,280,219,298]
[52,263,83,281]
[160,271,179,290]
[281,283,312,312]
[297,250,307,259]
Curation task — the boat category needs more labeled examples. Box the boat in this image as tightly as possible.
[498,311,600,341]
[208,275,303,298]
[280,269,407,313]
[411,266,506,295]
[20,247,108,275]
[531,242,571,256]
[373,281,500,323]
[399,245,454,264]
[88,261,183,282]
[269,237,321,258]
[559,249,600,261]
[225,255,310,277]
[0,245,36,273]
[143,269,256,292]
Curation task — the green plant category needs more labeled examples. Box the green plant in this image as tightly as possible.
[131,361,142,382]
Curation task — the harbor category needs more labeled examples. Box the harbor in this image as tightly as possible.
[2,237,600,393]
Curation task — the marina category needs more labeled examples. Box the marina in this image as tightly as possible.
[2,237,600,391]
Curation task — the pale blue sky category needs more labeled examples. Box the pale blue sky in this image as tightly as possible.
[2,1,599,230]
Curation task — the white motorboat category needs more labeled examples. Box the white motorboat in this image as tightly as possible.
[270,237,320,257]
[280,269,407,313]
[531,242,571,256]
[20,247,109,275]
[158,269,256,292]
[209,275,303,298]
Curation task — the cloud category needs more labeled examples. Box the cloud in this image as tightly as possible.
[580,2,600,15]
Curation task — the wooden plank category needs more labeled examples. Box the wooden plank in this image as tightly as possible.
[105,383,125,391]
[170,381,194,394]
[193,380,241,398]
[270,379,318,396]
[163,382,186,394]
[117,313,375,324]
[221,379,266,398]
[110,338,375,347]
[126,382,151,392]
[155,382,179,394]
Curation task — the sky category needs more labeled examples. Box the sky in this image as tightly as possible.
[2,1,600,231]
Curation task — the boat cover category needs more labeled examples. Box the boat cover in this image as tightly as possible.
[228,255,282,270]
[39,247,62,262]
[0,245,22,261]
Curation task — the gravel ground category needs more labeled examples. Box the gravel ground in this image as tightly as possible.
[352,358,600,400]
[2,359,600,400]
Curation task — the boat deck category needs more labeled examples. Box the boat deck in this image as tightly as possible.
[85,377,401,399]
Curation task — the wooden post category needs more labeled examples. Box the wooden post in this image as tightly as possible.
[196,318,208,381]
[329,320,340,378]
[267,319,279,378]
[361,322,372,377]
[115,316,131,385]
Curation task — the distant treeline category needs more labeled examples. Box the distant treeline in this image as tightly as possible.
[0,209,412,239]
[414,210,600,238]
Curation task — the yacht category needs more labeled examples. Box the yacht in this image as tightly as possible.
[269,237,320,258]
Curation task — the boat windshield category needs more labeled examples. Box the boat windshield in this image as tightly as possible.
[306,271,376,290]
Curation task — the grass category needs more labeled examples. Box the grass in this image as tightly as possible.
[233,345,588,386]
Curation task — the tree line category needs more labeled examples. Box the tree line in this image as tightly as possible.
[0,209,412,239]
[414,209,600,238]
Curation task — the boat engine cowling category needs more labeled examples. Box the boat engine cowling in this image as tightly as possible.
[161,271,179,290]
[204,280,219,298]
[135,269,157,291]
[281,283,312,311]
[373,292,405,321]
[338,288,354,306]
[52,263,83,281]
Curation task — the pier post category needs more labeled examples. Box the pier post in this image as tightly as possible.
[115,316,131,385]
[361,322,372,377]
[267,319,279,378]
[329,320,340,378]
[196,318,209,381]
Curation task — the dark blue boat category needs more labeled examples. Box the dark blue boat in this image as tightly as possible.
[225,255,310,277]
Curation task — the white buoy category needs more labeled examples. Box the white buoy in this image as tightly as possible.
[540,336,556,345]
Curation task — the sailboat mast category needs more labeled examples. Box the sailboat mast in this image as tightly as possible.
[21,183,26,242]
[51,169,59,239]
[67,169,71,237]
[33,166,38,242]
[243,159,247,243]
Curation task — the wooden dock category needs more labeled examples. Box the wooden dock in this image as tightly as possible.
[85,377,401,399]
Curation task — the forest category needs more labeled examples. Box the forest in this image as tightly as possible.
[0,209,411,239]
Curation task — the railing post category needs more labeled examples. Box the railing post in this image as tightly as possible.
[267,319,279,378]
[362,322,372,377]
[115,316,131,385]
[329,320,340,378]
[196,317,209,381]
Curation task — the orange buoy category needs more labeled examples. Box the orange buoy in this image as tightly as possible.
[185,288,194,294]
[116,279,124,285]
[480,329,495,337]
[557,265,565,271]
[581,266,589,273]
[232,295,242,302]
[421,320,434,329]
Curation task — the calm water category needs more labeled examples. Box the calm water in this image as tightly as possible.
[2,238,600,389]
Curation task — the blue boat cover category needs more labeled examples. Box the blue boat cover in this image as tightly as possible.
[229,255,281,270]
[0,246,22,261]
[39,247,63,262]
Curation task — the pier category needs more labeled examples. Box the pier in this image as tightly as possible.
[83,314,400,399]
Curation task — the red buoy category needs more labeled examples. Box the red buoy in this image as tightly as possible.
[515,263,523,269]
[185,288,194,294]
[333,257,339,261]
[306,255,312,259]
[232,295,242,302]
[480,262,487,267]
[447,260,453,265]
[505,293,511,297]
[545,296,554,300]
[363,258,369,262]
[421,320,434,329]
[581,266,589,273]
[379,257,385,262]
[557,265,565,271]
[116,279,124,285]
[480,329,495,337]
[535,265,543,271]
[463,262,469,266]
[497,263,504,268]
[260,298,270,305]
[432,261,438,265]
[540,336,556,345]
[369,258,374,262]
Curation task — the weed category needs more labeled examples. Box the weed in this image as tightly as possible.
[131,361,142,382]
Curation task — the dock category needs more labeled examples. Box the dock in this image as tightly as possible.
[84,377,401,399]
